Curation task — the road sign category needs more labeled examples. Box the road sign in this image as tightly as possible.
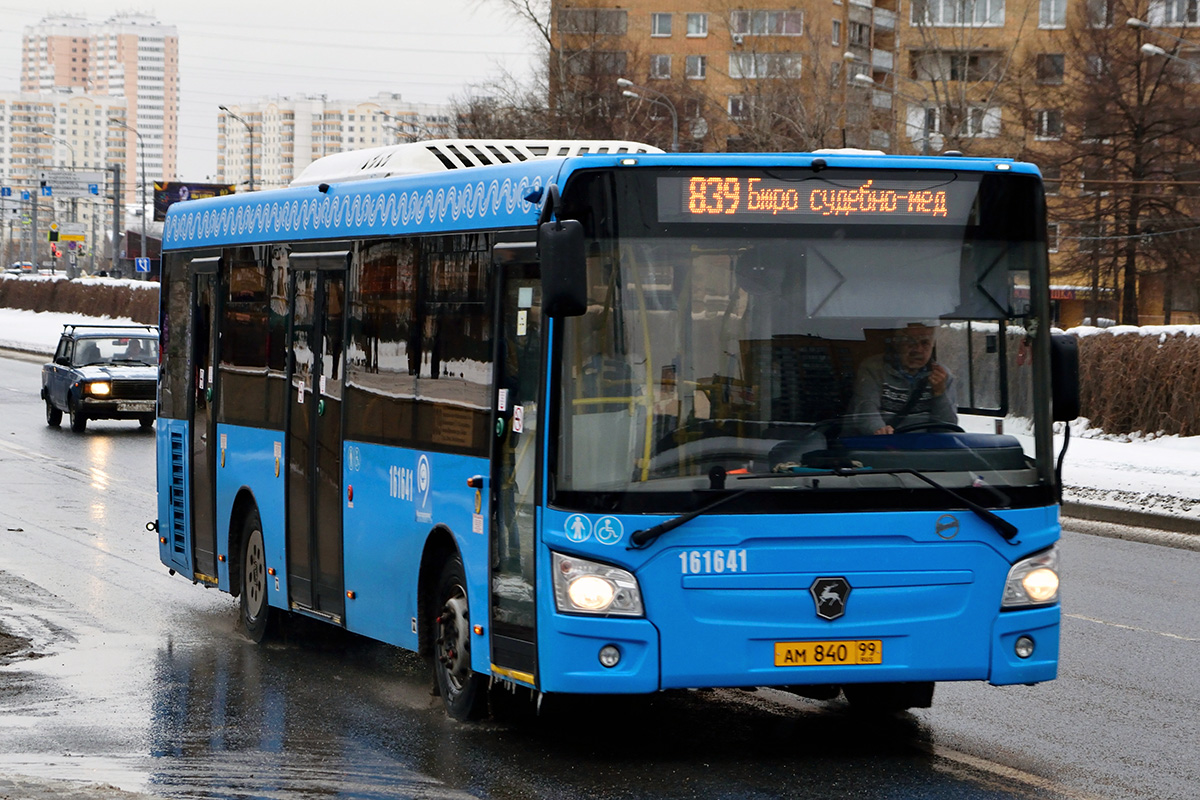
[0,187,10,197]
[59,222,86,242]
[38,170,106,199]
[135,257,151,273]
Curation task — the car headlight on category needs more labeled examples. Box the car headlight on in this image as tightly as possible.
[1002,546,1060,608]
[87,381,112,396]
[552,552,644,616]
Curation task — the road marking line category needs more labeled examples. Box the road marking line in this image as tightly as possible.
[1065,613,1200,642]
[923,743,1105,800]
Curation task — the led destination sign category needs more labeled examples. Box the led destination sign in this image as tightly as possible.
[657,174,980,226]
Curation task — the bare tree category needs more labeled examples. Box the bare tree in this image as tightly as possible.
[1013,0,1200,324]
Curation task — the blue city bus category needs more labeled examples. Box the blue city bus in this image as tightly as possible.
[155,139,1077,719]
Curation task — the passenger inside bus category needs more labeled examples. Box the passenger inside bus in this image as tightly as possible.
[846,322,959,436]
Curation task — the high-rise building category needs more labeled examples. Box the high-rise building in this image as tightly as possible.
[0,88,127,270]
[20,12,179,205]
[217,93,456,190]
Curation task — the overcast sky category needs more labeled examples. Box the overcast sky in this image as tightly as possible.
[0,0,540,180]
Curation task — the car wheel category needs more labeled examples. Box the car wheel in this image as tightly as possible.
[432,555,488,721]
[240,513,276,643]
[69,400,87,433]
[139,416,155,430]
[46,399,62,427]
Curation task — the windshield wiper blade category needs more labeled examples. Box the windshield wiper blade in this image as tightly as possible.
[628,490,748,550]
[818,466,1019,542]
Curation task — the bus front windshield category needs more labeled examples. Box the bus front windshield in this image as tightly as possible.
[554,168,1051,510]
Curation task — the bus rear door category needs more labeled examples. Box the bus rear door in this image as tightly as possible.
[285,252,349,621]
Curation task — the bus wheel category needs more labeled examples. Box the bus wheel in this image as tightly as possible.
[432,556,488,720]
[46,399,62,427]
[843,681,934,713]
[240,514,276,643]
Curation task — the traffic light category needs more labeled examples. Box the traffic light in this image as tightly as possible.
[51,244,60,259]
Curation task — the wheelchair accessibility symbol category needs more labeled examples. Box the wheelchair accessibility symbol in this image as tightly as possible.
[595,516,623,545]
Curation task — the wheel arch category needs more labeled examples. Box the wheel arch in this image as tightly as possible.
[417,524,460,659]
[227,487,261,599]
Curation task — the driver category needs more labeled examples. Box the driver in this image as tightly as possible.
[847,322,957,435]
[124,338,147,359]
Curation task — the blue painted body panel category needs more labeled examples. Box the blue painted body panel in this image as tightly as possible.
[340,441,489,668]
[213,424,288,602]
[537,505,1060,693]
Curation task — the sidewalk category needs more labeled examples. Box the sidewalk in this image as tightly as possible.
[1,307,1197,539]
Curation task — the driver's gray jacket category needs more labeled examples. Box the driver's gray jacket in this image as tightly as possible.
[846,354,958,436]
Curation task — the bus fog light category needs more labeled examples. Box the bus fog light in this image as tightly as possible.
[598,645,621,668]
[1015,636,1035,659]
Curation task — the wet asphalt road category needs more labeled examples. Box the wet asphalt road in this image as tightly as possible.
[0,351,1198,800]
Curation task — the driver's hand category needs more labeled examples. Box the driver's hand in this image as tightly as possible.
[874,425,894,435]
[929,363,948,396]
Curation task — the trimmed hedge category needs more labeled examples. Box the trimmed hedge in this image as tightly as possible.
[0,275,158,325]
[1075,329,1200,437]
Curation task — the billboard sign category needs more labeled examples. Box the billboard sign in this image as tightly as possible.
[154,182,236,221]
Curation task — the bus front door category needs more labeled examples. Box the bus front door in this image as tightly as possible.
[190,267,219,582]
[490,265,542,684]
[285,261,347,621]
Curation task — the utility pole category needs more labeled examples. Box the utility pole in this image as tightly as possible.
[110,163,122,276]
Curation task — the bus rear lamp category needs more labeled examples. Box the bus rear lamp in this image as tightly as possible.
[1002,546,1060,608]
[552,552,644,616]
[599,645,621,668]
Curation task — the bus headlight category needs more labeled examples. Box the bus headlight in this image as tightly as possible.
[552,552,643,616]
[87,381,112,396]
[1002,546,1060,608]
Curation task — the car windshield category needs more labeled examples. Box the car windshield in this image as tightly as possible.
[73,336,157,366]
[553,167,1050,507]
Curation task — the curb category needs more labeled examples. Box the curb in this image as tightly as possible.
[1060,501,1200,536]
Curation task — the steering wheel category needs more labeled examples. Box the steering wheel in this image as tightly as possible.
[891,420,965,434]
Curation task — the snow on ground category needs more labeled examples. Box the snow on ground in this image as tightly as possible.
[0,307,1196,523]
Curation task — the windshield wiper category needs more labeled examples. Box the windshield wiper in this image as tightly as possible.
[628,489,748,550]
[627,465,1018,549]
[749,466,1019,542]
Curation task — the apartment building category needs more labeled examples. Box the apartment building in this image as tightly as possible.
[21,12,180,205]
[549,0,1200,324]
[0,89,128,268]
[217,93,456,190]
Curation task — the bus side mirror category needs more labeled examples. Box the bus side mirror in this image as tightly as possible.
[1050,333,1080,422]
[539,220,587,318]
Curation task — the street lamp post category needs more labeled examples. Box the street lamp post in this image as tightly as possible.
[853,72,933,155]
[219,105,255,191]
[108,118,146,272]
[617,78,679,152]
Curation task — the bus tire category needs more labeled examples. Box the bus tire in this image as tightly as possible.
[843,681,935,713]
[239,513,276,643]
[432,555,488,721]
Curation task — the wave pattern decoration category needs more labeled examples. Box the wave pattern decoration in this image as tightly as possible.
[163,173,549,248]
